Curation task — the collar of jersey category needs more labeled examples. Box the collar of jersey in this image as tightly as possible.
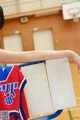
[0,66,13,82]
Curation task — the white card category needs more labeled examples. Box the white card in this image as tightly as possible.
[46,58,76,110]
[21,63,53,116]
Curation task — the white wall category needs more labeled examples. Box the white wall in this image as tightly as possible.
[19,0,41,12]
[0,0,79,16]
[42,0,62,8]
[0,0,18,15]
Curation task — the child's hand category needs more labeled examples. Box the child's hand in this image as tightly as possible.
[72,52,80,72]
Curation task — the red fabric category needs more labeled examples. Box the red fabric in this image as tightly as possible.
[0,66,20,111]
[9,116,17,120]
[0,65,30,120]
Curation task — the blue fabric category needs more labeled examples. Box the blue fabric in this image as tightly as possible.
[0,66,12,82]
[19,60,45,68]
[20,79,27,120]
[31,110,63,120]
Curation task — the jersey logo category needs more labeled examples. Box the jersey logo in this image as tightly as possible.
[0,82,18,97]
[0,82,18,105]
[5,96,13,105]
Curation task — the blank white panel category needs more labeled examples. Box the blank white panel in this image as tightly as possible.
[3,6,17,15]
[3,34,23,66]
[19,0,41,12]
[42,0,62,8]
[19,0,40,3]
[33,29,54,50]
[21,63,53,116]
[3,34,23,51]
[0,0,17,15]
[46,58,76,110]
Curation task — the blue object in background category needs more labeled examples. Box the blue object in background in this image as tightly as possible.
[30,110,63,120]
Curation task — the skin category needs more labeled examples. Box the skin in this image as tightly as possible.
[0,49,80,70]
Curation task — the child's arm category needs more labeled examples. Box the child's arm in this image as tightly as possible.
[0,49,80,67]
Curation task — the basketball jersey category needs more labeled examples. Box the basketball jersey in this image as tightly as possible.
[0,65,29,120]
